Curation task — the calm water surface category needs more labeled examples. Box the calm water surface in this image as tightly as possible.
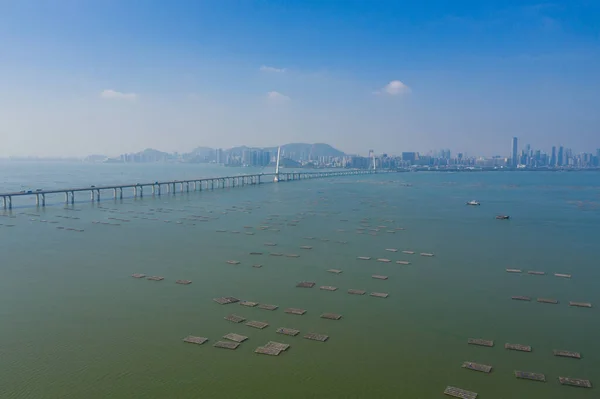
[1,162,599,398]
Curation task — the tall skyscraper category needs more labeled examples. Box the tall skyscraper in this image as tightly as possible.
[550,146,556,166]
[557,146,564,166]
[511,137,518,167]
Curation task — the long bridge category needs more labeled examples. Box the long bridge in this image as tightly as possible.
[1,169,388,209]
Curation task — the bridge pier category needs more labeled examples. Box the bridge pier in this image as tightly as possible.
[90,190,94,202]
[2,196,11,209]
[133,186,137,197]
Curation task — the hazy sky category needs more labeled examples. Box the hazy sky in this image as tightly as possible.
[1,0,599,157]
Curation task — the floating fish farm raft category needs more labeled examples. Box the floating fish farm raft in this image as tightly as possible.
[468,338,494,347]
[396,261,411,265]
[240,301,258,307]
[284,308,306,315]
[569,301,592,308]
[265,341,290,351]
[372,275,388,280]
[175,280,192,285]
[226,260,240,265]
[296,281,316,288]
[370,292,389,298]
[505,343,532,352]
[555,273,572,278]
[147,276,164,281]
[223,333,248,343]
[443,386,478,399]
[327,269,343,274]
[276,327,300,336]
[514,371,546,382]
[348,289,366,295]
[304,333,329,342]
[537,298,558,304]
[357,256,372,260]
[403,251,415,254]
[512,296,531,301]
[246,320,269,329]
[320,286,337,291]
[214,297,240,305]
[377,258,391,263]
[214,340,240,350]
[506,269,522,273]
[255,346,282,356]
[183,336,208,345]
[528,271,545,275]
[320,313,342,320]
[258,304,278,311]
[558,377,592,388]
[462,362,492,373]
[224,314,246,323]
[131,273,146,278]
[553,350,581,359]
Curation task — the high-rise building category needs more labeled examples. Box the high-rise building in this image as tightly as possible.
[550,146,556,166]
[557,146,564,166]
[216,148,224,164]
[511,137,518,167]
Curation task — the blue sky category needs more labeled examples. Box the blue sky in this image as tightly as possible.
[0,0,599,157]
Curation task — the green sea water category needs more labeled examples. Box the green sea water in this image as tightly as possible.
[1,162,599,398]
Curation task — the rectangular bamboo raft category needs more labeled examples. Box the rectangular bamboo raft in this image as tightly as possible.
[372,275,388,280]
[462,362,492,373]
[569,301,592,308]
[553,350,581,359]
[258,304,278,311]
[420,253,434,257]
[377,258,391,263]
[537,298,558,304]
[285,254,300,258]
[249,252,263,255]
[402,251,415,254]
[304,333,329,342]
[175,280,192,285]
[296,281,316,288]
[183,336,208,345]
[213,340,240,350]
[558,377,592,388]
[276,327,300,336]
[348,289,366,295]
[396,261,411,265]
[320,313,342,320]
[255,346,282,356]
[284,308,307,315]
[264,242,277,246]
[357,256,372,260]
[512,296,531,301]
[224,314,246,323]
[131,273,146,278]
[226,260,240,265]
[370,292,389,298]
[506,269,522,273]
[505,343,532,352]
[265,341,290,351]
[223,333,248,343]
[300,246,313,249]
[514,371,546,382]
[468,338,494,347]
[269,252,283,256]
[327,269,343,274]
[555,273,572,278]
[320,286,337,291]
[147,276,164,281]
[528,271,545,275]
[443,386,478,399]
[385,248,398,252]
[246,320,269,329]
[240,301,258,307]
[214,296,240,305]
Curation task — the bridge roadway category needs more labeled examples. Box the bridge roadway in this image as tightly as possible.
[1,169,386,209]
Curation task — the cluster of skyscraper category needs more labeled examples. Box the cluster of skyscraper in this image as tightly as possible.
[510,137,600,169]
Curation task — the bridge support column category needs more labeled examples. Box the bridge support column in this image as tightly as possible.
[7,196,11,209]
[36,194,40,206]
[186,182,189,192]
[90,190,95,202]
[96,190,100,202]
[113,188,117,199]
[139,186,143,198]
[157,185,161,196]
[193,181,196,191]
[133,186,137,197]
[71,192,75,204]
[41,194,46,207]
[119,188,123,199]
[172,183,176,194]
[1,196,5,209]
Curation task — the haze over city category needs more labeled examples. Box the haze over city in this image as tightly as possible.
[1,1,599,158]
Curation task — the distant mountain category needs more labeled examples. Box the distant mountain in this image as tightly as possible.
[275,143,345,159]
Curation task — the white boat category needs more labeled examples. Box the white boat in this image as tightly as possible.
[466,200,480,206]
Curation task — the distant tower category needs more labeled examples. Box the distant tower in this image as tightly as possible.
[273,147,281,182]
[550,146,557,167]
[557,146,564,166]
[511,137,518,167]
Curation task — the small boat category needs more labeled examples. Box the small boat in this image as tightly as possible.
[466,200,480,206]
[496,215,510,220]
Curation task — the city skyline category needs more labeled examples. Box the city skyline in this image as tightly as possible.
[1,1,599,157]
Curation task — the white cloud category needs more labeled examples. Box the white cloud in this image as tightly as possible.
[267,91,290,101]
[376,80,411,96]
[100,89,137,100]
[260,65,286,73]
